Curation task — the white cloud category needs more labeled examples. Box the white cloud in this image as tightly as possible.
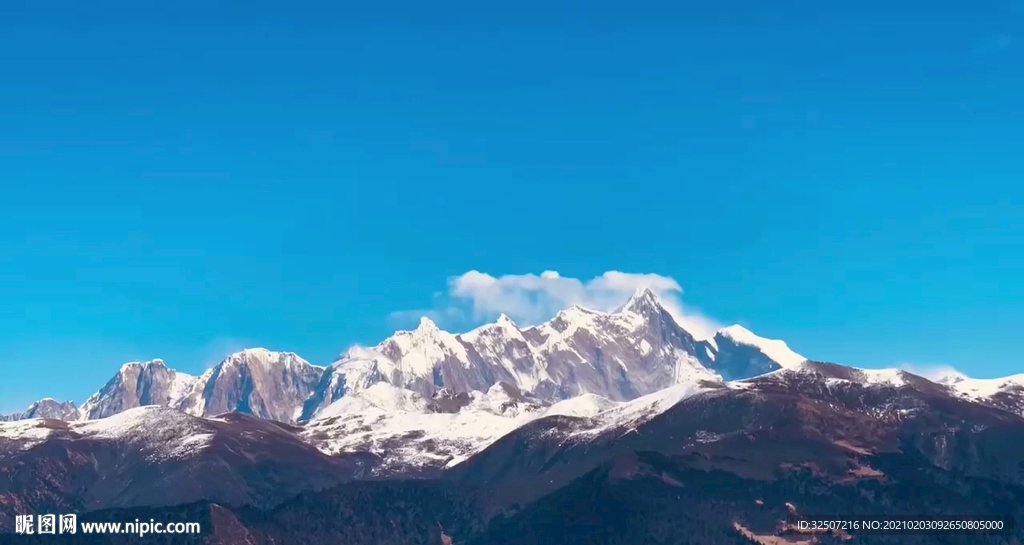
[393,270,721,339]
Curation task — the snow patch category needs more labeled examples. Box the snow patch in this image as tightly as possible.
[939,373,1024,400]
[304,384,540,473]
[317,382,429,418]
[544,394,616,418]
[639,339,652,356]
[1,406,214,460]
[718,325,806,368]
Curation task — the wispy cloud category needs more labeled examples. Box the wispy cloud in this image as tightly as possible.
[897,362,962,381]
[390,270,721,339]
[974,34,1016,56]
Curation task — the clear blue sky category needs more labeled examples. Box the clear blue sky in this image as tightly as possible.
[1,0,1021,412]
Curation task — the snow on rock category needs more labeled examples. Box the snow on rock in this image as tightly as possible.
[1,399,81,422]
[79,406,214,461]
[305,289,726,411]
[0,419,61,448]
[460,314,553,394]
[300,346,400,420]
[0,406,214,460]
[176,349,324,423]
[716,325,806,369]
[543,393,617,418]
[80,359,197,420]
[303,383,542,473]
[936,372,1024,403]
[574,381,712,437]
[758,363,912,388]
[316,382,430,418]
[384,318,473,377]
[857,368,909,387]
[17,292,821,427]
[521,290,722,400]
[937,372,1024,397]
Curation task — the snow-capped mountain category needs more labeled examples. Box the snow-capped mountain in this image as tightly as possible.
[75,350,323,424]
[706,324,806,379]
[935,371,1024,416]
[0,406,373,520]
[0,399,80,422]
[175,348,324,423]
[79,359,195,420]
[17,289,1024,432]
[6,290,820,425]
[447,360,1024,535]
[303,289,728,418]
[519,289,721,400]
[299,375,738,476]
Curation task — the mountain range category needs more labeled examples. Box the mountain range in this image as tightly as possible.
[3,289,807,425]
[3,289,1023,543]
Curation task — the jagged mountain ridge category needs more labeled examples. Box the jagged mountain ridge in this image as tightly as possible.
[13,288,749,424]
[301,289,761,419]
[9,288,1024,426]
[79,359,195,420]
[0,399,81,422]
[174,348,324,423]
[69,350,325,424]
[12,288,1024,430]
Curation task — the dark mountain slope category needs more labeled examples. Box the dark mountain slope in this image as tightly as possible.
[474,449,1022,545]
[0,409,378,532]
[448,364,1024,515]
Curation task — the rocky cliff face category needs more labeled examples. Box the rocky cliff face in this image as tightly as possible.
[21,399,81,420]
[0,399,80,421]
[74,350,324,424]
[78,359,195,420]
[176,348,324,423]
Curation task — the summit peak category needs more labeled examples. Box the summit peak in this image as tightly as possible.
[620,287,663,314]
[415,316,440,333]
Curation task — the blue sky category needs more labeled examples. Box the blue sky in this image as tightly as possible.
[1,0,1022,412]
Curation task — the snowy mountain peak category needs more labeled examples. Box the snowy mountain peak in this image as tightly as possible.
[1,398,81,421]
[225,347,294,363]
[215,349,325,375]
[620,287,663,315]
[717,324,755,339]
[939,372,1024,402]
[119,358,167,374]
[415,316,440,333]
[462,313,523,342]
[177,349,324,423]
[81,359,197,421]
[547,305,596,333]
[716,325,806,369]
[315,382,431,419]
[934,371,970,385]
